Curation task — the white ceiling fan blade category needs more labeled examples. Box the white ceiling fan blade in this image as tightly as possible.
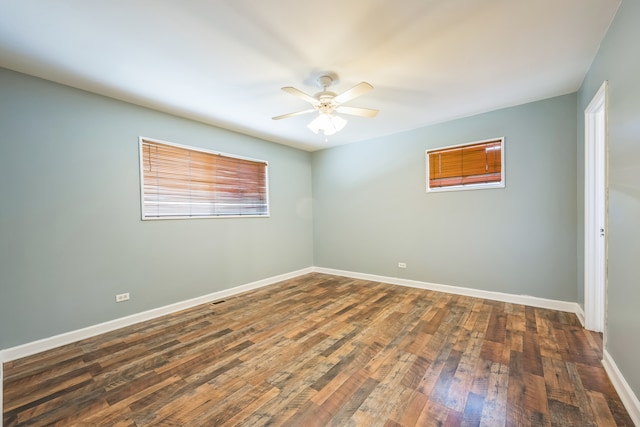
[335,106,379,118]
[281,87,318,105]
[334,82,374,104]
[272,108,315,120]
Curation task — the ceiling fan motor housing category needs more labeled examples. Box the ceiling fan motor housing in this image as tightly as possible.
[316,91,338,113]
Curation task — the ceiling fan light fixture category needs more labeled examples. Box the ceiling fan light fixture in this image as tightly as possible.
[307,113,347,136]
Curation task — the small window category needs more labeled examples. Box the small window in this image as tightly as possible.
[426,137,504,192]
[139,137,269,219]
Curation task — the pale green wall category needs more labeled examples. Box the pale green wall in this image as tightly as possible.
[312,94,578,302]
[0,68,314,349]
[578,0,640,397]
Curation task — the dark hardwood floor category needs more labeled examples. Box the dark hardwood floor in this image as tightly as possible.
[3,273,634,426]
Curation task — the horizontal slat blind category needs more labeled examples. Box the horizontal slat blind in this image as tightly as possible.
[140,138,268,218]
[428,139,502,189]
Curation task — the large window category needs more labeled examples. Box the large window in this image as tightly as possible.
[139,137,269,219]
[426,137,504,192]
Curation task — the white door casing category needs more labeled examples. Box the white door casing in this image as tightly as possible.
[584,81,608,334]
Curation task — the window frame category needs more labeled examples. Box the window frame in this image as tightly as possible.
[138,136,270,220]
[426,137,505,193]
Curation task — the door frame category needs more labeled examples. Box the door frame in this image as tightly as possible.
[584,80,608,334]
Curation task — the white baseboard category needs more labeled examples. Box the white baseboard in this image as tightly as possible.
[575,304,586,327]
[602,350,640,426]
[313,267,582,314]
[0,267,582,364]
[0,267,313,364]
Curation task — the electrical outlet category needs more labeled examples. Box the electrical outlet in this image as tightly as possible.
[115,292,130,302]
[398,262,407,269]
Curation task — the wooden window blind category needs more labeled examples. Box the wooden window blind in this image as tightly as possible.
[427,138,504,191]
[139,138,268,219]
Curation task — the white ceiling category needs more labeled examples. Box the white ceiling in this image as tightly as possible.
[0,0,620,151]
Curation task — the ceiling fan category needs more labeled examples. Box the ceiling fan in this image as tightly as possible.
[272,72,379,136]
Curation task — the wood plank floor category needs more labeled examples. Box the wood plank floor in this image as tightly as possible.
[3,273,634,426]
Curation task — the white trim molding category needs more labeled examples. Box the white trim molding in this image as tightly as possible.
[602,350,640,425]
[313,267,582,314]
[0,267,313,363]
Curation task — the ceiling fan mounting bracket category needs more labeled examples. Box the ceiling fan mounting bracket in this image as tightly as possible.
[317,75,334,89]
[313,71,339,89]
